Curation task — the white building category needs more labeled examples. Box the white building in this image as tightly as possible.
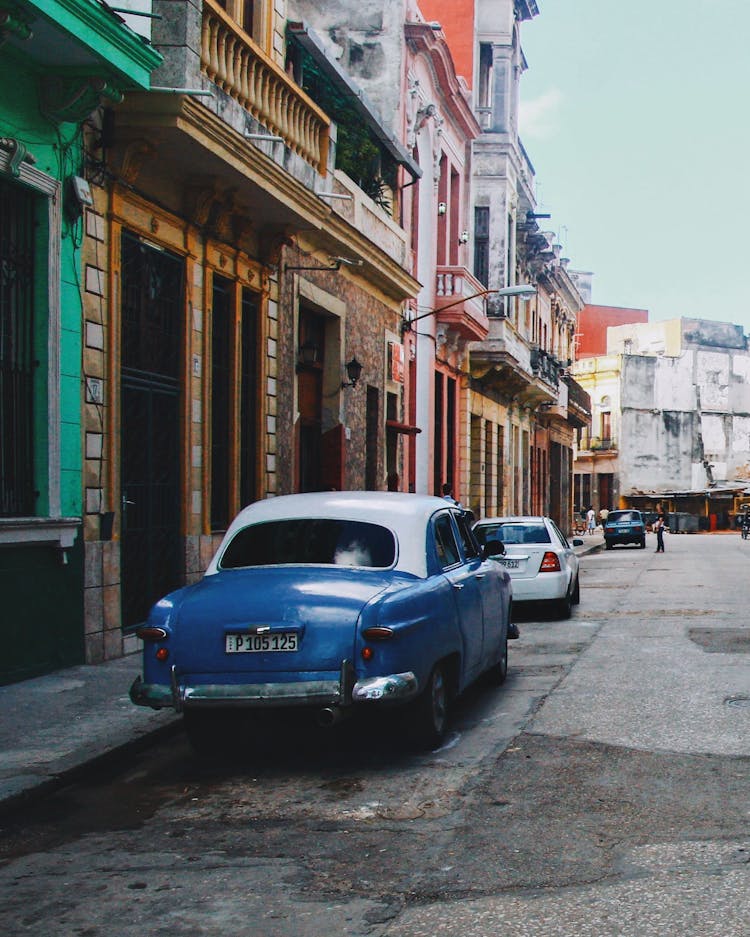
[573,317,750,528]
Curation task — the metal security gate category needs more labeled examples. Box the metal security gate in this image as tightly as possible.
[120,232,183,628]
[0,177,35,517]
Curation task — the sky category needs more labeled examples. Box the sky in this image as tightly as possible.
[518,0,750,332]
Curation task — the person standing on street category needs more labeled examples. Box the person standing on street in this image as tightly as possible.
[441,483,462,508]
[586,505,596,535]
[654,502,667,552]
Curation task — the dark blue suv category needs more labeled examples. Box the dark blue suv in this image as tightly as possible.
[603,509,646,549]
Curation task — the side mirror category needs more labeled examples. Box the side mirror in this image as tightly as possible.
[572,538,584,547]
[482,539,505,559]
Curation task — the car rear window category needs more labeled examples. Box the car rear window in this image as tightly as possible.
[608,511,641,522]
[219,518,397,569]
[475,523,551,545]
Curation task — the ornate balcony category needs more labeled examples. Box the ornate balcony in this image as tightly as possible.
[434,266,489,341]
[471,318,556,406]
[564,375,591,429]
[200,0,330,174]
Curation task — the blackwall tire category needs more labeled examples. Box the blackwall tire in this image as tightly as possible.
[486,623,509,686]
[408,664,448,750]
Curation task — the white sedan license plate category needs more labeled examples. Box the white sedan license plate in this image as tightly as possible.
[225,632,298,653]
[498,558,520,569]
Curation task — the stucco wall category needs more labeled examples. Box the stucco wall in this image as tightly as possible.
[288,0,407,130]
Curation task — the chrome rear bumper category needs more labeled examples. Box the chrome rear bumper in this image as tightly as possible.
[130,662,419,712]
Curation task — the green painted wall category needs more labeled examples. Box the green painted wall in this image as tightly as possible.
[0,540,85,685]
[1,50,84,681]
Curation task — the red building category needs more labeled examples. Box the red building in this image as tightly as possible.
[576,305,649,358]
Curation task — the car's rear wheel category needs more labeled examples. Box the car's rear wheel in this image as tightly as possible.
[408,664,448,749]
[639,538,646,549]
[605,541,613,550]
[571,575,580,605]
[555,588,572,619]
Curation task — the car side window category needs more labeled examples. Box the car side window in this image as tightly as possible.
[455,512,480,559]
[434,513,461,569]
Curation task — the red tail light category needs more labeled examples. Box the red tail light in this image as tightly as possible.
[540,551,561,572]
[362,627,394,641]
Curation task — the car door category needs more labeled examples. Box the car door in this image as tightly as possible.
[434,512,484,684]
[454,511,507,664]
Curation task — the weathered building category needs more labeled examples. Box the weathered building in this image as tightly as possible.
[78,0,418,664]
[573,317,750,528]
[419,0,590,530]
[289,0,485,500]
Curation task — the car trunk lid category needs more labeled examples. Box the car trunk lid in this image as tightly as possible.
[172,566,391,676]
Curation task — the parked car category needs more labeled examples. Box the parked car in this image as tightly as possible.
[130,491,513,753]
[472,515,583,619]
[603,509,646,549]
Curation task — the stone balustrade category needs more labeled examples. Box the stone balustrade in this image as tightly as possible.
[200,0,330,174]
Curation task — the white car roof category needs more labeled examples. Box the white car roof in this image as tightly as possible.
[204,491,458,578]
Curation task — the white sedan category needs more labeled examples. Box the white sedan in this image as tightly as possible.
[472,516,583,619]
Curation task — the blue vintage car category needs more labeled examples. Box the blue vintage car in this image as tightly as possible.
[130,491,512,752]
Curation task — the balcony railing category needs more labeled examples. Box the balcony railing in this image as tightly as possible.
[434,266,488,341]
[200,0,330,173]
[581,436,617,451]
[564,375,591,415]
[529,346,560,389]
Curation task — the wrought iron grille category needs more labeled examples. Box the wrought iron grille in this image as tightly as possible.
[0,177,35,516]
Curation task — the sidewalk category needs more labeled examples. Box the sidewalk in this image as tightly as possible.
[0,653,179,812]
[0,533,604,813]
[573,528,605,555]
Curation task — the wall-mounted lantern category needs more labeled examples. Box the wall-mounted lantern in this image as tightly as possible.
[296,339,319,371]
[341,356,363,389]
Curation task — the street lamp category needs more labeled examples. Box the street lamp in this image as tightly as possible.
[401,283,537,334]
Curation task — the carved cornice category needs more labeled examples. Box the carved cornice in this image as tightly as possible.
[405,22,481,140]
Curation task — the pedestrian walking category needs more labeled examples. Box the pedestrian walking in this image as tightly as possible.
[586,505,596,535]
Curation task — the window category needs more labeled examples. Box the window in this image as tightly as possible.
[211,276,232,530]
[0,177,35,516]
[477,43,493,110]
[239,289,258,507]
[434,513,460,568]
[218,0,262,44]
[210,275,261,528]
[476,522,551,545]
[455,513,480,559]
[0,150,72,544]
[220,518,396,568]
[474,206,490,287]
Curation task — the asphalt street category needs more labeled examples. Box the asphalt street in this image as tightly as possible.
[2,530,750,937]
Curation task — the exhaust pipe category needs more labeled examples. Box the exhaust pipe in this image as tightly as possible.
[317,706,349,728]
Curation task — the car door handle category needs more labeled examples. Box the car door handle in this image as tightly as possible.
[475,573,486,580]
[452,582,464,590]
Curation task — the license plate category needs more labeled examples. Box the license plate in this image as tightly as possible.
[225,632,298,653]
[498,559,520,569]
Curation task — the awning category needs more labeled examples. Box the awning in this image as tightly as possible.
[287,22,422,180]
